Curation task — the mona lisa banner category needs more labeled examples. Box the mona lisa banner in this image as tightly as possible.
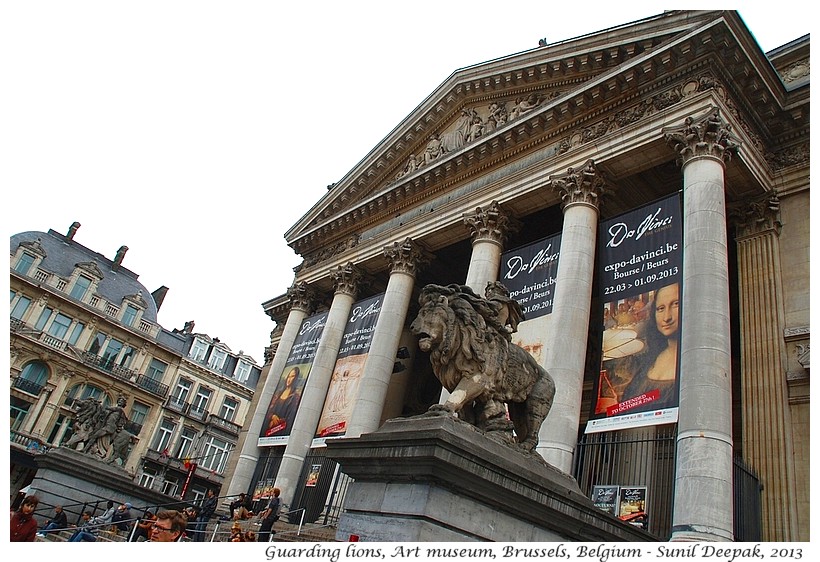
[500,232,561,367]
[314,293,383,443]
[257,311,327,447]
[586,193,683,433]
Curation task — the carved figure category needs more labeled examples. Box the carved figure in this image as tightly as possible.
[106,430,136,465]
[64,395,131,461]
[63,397,103,449]
[409,283,555,451]
[484,280,524,337]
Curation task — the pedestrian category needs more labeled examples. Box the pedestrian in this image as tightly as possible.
[194,488,217,542]
[110,501,133,533]
[38,504,68,536]
[11,494,40,542]
[67,511,98,542]
[89,500,116,528]
[148,509,186,542]
[229,492,252,520]
[256,487,281,542]
[130,509,156,542]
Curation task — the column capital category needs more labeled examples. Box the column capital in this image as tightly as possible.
[463,200,518,246]
[383,237,431,276]
[549,159,606,212]
[331,262,363,298]
[286,281,315,312]
[664,107,741,166]
[730,191,782,239]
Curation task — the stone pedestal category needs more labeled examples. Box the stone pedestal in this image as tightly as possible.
[325,416,651,542]
[30,447,181,516]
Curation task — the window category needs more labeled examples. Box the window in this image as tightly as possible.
[171,379,192,407]
[200,435,230,472]
[219,397,239,422]
[11,295,32,320]
[70,275,92,301]
[118,345,135,369]
[130,402,149,427]
[208,348,227,371]
[15,362,48,394]
[101,338,124,367]
[34,307,53,331]
[67,322,85,345]
[234,360,251,383]
[88,332,107,355]
[15,252,36,276]
[161,476,179,497]
[146,359,167,381]
[122,304,139,327]
[48,312,73,340]
[152,418,176,453]
[139,468,157,489]
[190,339,208,362]
[191,387,212,414]
[176,427,197,460]
[10,398,32,431]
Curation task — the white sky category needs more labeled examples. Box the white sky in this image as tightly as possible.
[2,2,809,363]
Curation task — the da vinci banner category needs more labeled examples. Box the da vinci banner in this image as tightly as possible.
[587,194,683,433]
[257,311,327,447]
[500,232,561,366]
[314,293,383,443]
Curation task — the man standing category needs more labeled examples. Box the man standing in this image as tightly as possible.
[257,487,281,542]
[194,489,217,542]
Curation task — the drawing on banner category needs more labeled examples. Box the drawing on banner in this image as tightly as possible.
[316,354,366,437]
[263,364,307,437]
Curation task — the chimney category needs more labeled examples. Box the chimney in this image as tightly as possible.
[67,222,81,240]
[113,245,129,270]
[152,286,169,312]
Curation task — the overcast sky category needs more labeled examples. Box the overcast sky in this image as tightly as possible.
[3,2,809,363]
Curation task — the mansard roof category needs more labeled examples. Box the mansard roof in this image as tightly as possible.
[285,9,808,265]
[10,228,160,323]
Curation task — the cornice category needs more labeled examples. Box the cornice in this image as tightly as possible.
[288,11,807,267]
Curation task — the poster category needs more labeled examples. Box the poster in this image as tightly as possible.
[618,486,648,529]
[500,232,561,366]
[305,464,321,487]
[591,485,619,516]
[314,294,382,442]
[257,311,327,446]
[587,194,683,433]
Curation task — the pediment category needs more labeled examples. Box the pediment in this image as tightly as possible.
[287,10,807,264]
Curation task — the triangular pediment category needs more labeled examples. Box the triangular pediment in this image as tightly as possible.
[287,9,807,263]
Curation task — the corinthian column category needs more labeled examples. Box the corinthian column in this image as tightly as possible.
[463,201,518,293]
[733,193,797,541]
[540,160,605,472]
[224,282,315,500]
[664,108,739,542]
[275,263,362,508]
[346,238,429,438]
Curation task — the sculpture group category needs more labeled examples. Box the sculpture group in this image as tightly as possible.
[63,394,136,466]
[410,283,555,452]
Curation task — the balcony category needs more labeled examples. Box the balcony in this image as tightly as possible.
[12,376,44,396]
[165,396,189,415]
[188,406,209,422]
[207,414,242,436]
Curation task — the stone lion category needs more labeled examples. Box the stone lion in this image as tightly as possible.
[409,283,555,452]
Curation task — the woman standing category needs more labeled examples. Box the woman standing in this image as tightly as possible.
[11,495,40,542]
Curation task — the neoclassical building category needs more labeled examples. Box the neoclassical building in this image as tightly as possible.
[222,10,809,541]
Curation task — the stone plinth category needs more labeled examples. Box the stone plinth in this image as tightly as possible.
[31,447,182,515]
[325,416,651,542]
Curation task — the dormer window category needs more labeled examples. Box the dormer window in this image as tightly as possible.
[122,303,140,327]
[208,348,227,371]
[234,360,251,383]
[190,338,208,362]
[70,274,93,301]
[14,252,36,276]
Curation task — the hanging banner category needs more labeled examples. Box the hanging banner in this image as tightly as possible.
[314,293,383,443]
[500,232,561,366]
[257,311,328,446]
[587,194,683,433]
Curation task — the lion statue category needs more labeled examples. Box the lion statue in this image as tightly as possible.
[409,283,555,452]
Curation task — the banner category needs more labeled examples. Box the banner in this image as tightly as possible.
[587,194,683,433]
[314,294,383,442]
[500,232,561,366]
[257,311,328,446]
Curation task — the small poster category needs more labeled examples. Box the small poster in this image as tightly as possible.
[591,485,619,515]
[306,464,321,487]
[618,486,648,529]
